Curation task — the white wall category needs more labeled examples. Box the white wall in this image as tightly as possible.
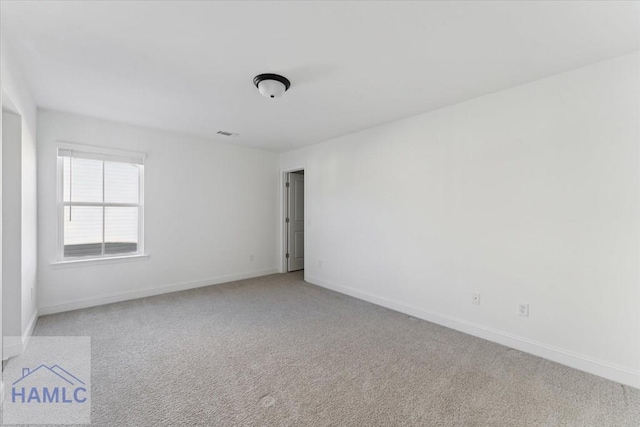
[280,52,640,387]
[2,111,22,341]
[37,110,279,313]
[1,35,39,357]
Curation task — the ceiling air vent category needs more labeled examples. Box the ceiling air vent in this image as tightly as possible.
[217,130,238,137]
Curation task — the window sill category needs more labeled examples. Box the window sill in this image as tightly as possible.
[51,254,149,269]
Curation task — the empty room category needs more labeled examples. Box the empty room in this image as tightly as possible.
[1,1,639,425]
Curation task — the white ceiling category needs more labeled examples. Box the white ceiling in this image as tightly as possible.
[2,1,639,152]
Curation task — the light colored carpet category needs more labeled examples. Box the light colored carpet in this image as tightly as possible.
[31,272,639,426]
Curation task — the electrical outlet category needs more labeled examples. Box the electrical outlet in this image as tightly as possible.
[249,254,254,261]
[518,303,529,317]
[472,293,480,305]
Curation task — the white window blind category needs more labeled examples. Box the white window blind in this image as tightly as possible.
[58,147,144,259]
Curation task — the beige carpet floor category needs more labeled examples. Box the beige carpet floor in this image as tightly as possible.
[30,272,640,426]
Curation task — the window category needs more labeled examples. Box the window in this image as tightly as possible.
[57,145,144,261]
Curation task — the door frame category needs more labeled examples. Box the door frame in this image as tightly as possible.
[280,167,305,275]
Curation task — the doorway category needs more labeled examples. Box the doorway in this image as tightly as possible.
[285,170,304,272]
[2,104,22,362]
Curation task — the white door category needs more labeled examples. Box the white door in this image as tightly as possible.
[287,172,304,272]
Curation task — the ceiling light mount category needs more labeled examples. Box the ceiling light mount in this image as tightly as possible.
[253,73,291,99]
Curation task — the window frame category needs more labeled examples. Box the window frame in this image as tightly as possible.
[55,142,146,263]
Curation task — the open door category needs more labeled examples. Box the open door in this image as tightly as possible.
[286,171,304,272]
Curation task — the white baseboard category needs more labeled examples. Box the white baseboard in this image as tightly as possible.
[305,275,640,389]
[3,309,39,360]
[22,309,38,348]
[38,268,279,316]
[3,336,23,360]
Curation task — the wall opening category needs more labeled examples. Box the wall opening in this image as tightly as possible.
[283,169,304,274]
